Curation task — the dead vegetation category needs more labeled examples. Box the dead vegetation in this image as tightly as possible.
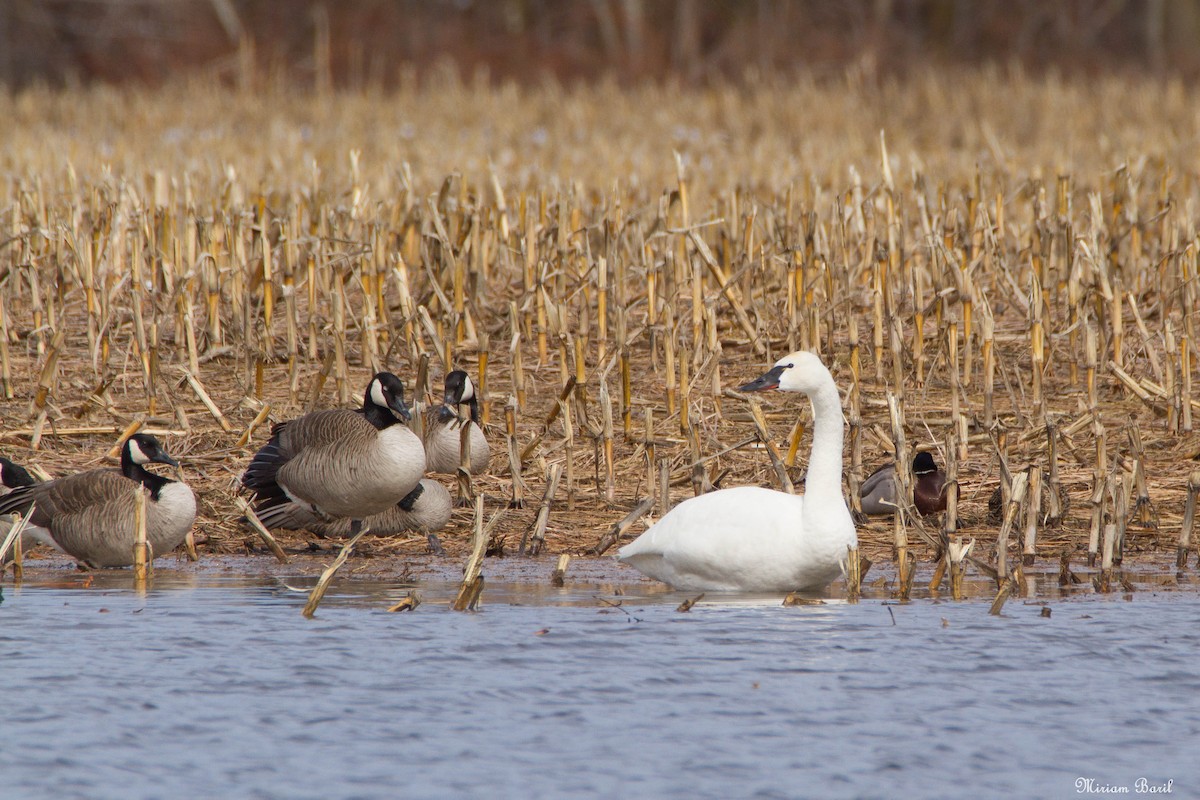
[1,69,1199,582]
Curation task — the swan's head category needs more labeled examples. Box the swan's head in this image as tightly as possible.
[738,351,831,395]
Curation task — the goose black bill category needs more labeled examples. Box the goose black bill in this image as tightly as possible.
[389,397,412,422]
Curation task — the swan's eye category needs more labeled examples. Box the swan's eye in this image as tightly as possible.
[785,363,794,369]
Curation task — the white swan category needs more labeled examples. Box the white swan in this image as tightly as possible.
[618,351,857,592]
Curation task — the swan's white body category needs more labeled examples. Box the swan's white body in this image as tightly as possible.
[618,351,856,592]
[618,486,851,591]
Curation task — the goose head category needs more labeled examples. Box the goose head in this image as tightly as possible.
[0,456,34,490]
[122,433,179,473]
[365,372,413,423]
[443,370,475,405]
[738,350,831,395]
[443,370,481,424]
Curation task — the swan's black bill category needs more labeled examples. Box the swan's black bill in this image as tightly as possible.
[738,365,785,392]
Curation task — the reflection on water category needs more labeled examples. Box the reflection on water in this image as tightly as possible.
[2,568,1199,799]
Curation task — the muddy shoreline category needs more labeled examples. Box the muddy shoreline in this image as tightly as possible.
[8,548,1197,601]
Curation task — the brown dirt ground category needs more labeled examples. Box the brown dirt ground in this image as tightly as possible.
[4,339,1199,583]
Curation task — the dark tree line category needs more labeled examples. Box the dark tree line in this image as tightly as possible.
[2,0,1197,88]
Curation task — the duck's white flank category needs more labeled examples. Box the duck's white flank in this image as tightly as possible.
[618,351,856,592]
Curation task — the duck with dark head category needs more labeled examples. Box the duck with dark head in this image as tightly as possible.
[860,451,947,517]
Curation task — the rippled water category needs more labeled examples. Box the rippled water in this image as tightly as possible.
[3,569,1199,800]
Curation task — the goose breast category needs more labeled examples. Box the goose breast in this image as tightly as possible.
[423,419,490,474]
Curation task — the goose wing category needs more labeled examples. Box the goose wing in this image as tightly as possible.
[242,409,373,495]
[8,470,140,564]
[0,469,129,528]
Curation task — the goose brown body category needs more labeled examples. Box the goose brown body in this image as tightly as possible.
[270,411,424,517]
[0,435,195,568]
[255,478,451,537]
[241,373,426,535]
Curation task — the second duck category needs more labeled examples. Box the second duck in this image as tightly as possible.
[859,451,947,516]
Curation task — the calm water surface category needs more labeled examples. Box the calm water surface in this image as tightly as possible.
[2,569,1198,800]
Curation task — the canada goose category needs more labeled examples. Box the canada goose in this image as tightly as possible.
[422,370,489,474]
[618,351,856,592]
[252,477,451,537]
[860,452,948,516]
[241,372,426,537]
[0,434,196,568]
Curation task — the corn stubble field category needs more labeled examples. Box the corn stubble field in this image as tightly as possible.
[2,68,1199,585]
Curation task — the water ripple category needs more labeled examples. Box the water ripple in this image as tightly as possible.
[3,581,1200,799]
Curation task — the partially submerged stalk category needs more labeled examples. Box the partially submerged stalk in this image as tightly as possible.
[302,527,369,619]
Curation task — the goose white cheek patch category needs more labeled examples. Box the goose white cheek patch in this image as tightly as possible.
[370,379,388,409]
[459,375,475,402]
[128,439,150,464]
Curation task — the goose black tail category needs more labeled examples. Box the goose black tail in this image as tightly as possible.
[1,457,36,490]
[241,437,288,493]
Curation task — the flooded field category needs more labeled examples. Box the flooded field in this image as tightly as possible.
[3,562,1198,799]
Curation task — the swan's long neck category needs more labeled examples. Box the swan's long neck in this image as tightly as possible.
[803,378,847,509]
